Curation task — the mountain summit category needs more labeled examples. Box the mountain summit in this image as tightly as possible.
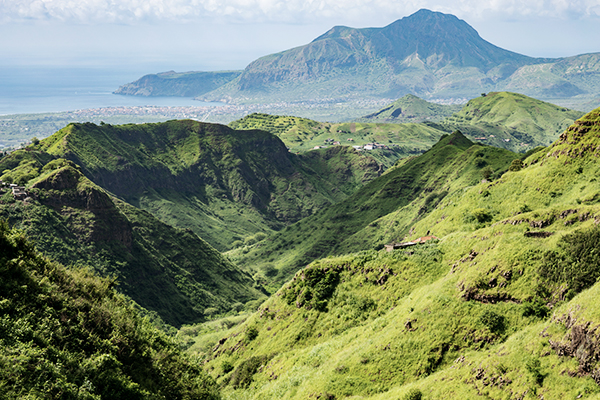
[201,9,549,102]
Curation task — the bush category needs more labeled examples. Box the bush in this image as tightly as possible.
[508,159,523,172]
[245,326,259,342]
[222,360,234,374]
[479,309,505,333]
[539,225,600,297]
[229,354,272,388]
[403,388,423,400]
[481,166,494,180]
[466,208,493,224]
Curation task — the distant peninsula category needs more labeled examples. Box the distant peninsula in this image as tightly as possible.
[113,70,242,97]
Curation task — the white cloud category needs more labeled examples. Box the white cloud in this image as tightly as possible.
[1,0,599,24]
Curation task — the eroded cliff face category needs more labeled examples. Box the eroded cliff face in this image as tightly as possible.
[31,165,134,250]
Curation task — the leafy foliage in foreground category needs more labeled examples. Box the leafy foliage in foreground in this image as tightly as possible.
[0,222,220,399]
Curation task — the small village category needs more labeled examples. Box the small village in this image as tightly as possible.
[0,181,29,200]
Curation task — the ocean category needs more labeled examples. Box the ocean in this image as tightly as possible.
[0,65,221,115]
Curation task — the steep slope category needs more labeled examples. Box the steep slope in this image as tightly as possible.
[356,94,462,123]
[231,131,517,285]
[39,120,381,251]
[114,70,242,97]
[0,153,264,327]
[0,222,219,399]
[229,112,447,167]
[437,91,584,152]
[189,108,600,400]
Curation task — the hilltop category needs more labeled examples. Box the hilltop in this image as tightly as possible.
[38,120,382,251]
[356,94,462,123]
[229,113,446,167]
[184,107,600,400]
[229,93,583,157]
[436,91,584,152]
[177,9,597,106]
[0,151,264,326]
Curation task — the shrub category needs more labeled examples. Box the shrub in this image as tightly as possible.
[229,354,272,388]
[245,326,259,342]
[467,208,493,224]
[479,309,505,333]
[221,360,234,374]
[481,166,494,180]
[508,159,523,172]
[403,388,423,400]
[539,225,600,297]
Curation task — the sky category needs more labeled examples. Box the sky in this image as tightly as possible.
[1,0,600,74]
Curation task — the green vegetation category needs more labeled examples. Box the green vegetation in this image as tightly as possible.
[176,107,600,399]
[438,91,584,152]
[231,130,517,287]
[4,89,600,398]
[0,222,219,399]
[230,112,446,167]
[357,94,462,123]
[0,150,264,326]
[37,120,381,251]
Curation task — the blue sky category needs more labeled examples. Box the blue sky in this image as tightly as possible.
[1,0,599,73]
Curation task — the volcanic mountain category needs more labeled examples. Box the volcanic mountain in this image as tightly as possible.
[199,9,554,102]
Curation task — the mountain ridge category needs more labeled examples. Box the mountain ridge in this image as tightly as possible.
[115,9,600,112]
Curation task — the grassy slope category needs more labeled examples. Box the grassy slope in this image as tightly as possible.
[230,131,518,287]
[38,120,381,251]
[190,108,600,399]
[0,153,264,327]
[355,94,462,123]
[229,113,446,167]
[438,91,584,152]
[0,222,220,399]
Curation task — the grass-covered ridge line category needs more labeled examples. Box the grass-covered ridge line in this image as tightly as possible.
[188,107,600,399]
[437,91,584,152]
[356,94,462,123]
[229,112,446,167]
[0,151,264,327]
[0,221,220,399]
[39,120,382,251]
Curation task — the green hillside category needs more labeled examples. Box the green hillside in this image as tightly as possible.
[230,113,446,167]
[0,152,264,326]
[183,107,600,399]
[230,131,518,287]
[356,94,462,123]
[437,91,584,152]
[37,120,381,251]
[0,222,219,399]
